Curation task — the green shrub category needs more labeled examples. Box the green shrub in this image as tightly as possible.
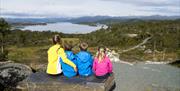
[0,50,8,61]
[177,50,180,59]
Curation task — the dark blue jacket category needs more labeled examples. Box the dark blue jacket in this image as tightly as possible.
[76,51,93,76]
[60,51,77,78]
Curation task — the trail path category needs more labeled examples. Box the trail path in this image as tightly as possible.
[119,36,152,53]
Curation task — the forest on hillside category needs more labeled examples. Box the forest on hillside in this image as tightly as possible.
[82,20,180,51]
[80,20,180,62]
[0,18,180,63]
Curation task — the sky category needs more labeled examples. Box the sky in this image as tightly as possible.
[0,0,180,18]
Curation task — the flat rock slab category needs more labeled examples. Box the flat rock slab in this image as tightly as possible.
[17,72,115,91]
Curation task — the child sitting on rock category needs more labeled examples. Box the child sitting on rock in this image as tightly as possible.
[46,35,76,75]
[76,42,93,77]
[93,46,113,79]
[60,43,77,78]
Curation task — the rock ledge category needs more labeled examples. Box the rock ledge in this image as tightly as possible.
[17,72,115,91]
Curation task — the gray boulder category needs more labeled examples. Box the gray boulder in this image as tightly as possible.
[0,63,32,90]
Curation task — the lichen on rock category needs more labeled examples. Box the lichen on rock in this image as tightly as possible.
[0,62,32,90]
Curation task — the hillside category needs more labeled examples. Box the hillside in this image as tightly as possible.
[4,15,180,24]
[0,18,180,64]
[80,19,180,62]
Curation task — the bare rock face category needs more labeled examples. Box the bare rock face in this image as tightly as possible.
[0,61,13,66]
[17,72,115,91]
[0,62,115,91]
[0,62,32,90]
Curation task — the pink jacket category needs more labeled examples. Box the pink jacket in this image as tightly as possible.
[93,56,113,76]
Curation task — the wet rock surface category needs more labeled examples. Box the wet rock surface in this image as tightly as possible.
[0,62,32,90]
[17,72,115,91]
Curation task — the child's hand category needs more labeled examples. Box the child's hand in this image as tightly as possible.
[74,67,77,72]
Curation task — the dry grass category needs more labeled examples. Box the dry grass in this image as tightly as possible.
[7,38,80,65]
[143,52,178,62]
[7,45,49,64]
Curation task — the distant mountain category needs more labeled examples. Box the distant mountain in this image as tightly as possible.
[4,18,71,24]
[67,16,111,23]
[3,15,180,24]
[68,15,180,23]
[129,15,180,20]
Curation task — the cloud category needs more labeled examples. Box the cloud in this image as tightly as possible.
[0,0,179,18]
[101,0,180,7]
[139,7,180,15]
[101,0,180,16]
[0,12,45,18]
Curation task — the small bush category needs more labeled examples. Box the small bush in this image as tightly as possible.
[0,51,8,61]
[177,49,180,59]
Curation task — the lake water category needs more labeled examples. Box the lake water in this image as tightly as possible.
[113,62,180,91]
[22,22,105,34]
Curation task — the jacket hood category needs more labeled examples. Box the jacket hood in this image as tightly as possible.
[76,51,92,63]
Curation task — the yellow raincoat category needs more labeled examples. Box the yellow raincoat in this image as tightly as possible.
[46,44,76,75]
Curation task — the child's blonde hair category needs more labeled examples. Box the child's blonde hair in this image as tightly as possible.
[97,46,106,62]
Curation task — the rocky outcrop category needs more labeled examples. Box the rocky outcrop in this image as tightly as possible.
[17,72,115,91]
[0,62,115,91]
[0,61,13,66]
[0,62,32,90]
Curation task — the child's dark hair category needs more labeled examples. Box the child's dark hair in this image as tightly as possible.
[64,43,73,51]
[52,35,62,44]
[79,42,88,51]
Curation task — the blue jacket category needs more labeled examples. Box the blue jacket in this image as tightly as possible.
[60,51,77,78]
[76,51,93,76]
